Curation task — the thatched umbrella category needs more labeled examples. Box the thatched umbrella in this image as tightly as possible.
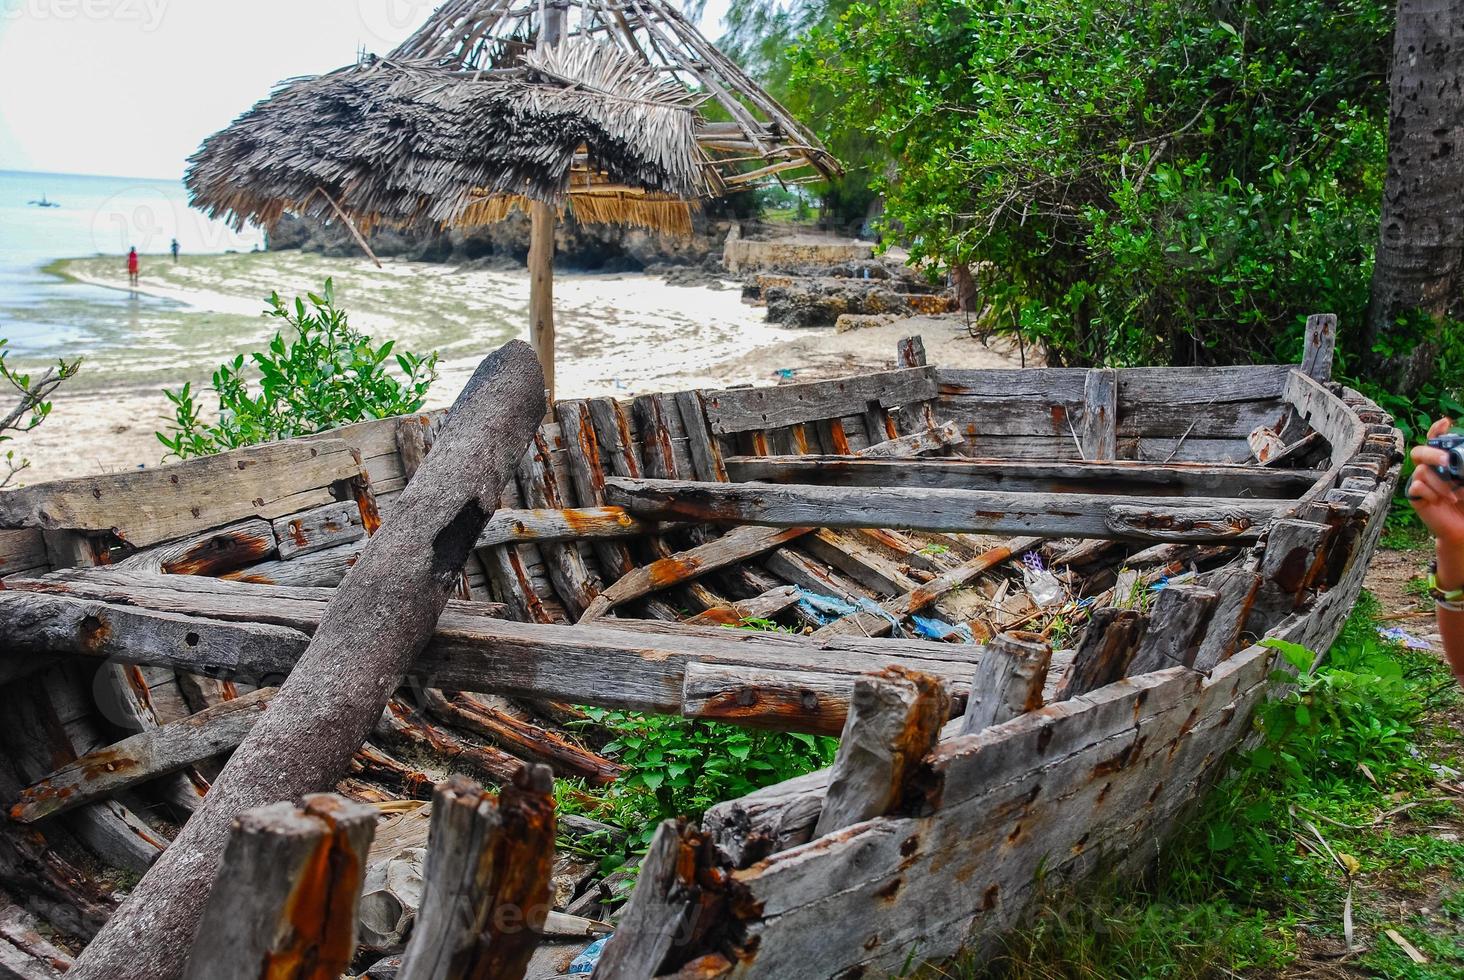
[188,0,841,402]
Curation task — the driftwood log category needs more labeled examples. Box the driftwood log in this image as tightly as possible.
[69,341,546,980]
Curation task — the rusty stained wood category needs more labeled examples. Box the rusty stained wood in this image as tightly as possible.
[592,820,710,979]
[1052,608,1146,700]
[113,519,277,577]
[271,500,365,561]
[814,667,949,836]
[0,439,363,548]
[959,632,1052,734]
[605,478,1285,543]
[419,689,623,785]
[10,689,277,823]
[180,794,377,980]
[513,430,599,620]
[682,586,800,626]
[396,770,555,980]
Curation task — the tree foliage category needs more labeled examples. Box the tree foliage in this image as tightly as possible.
[0,340,80,488]
[793,0,1395,367]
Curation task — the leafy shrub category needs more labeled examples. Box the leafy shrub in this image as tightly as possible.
[796,0,1394,369]
[157,279,437,460]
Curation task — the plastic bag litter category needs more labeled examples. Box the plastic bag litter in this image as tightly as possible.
[568,935,611,974]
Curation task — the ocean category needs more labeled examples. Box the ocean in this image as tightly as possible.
[0,169,263,360]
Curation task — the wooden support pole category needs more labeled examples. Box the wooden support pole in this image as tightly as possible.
[180,795,376,980]
[396,769,555,980]
[529,202,556,411]
[1300,313,1338,383]
[1080,368,1118,461]
[71,342,546,980]
[960,632,1052,734]
[1052,609,1146,700]
[813,667,949,836]
[1126,584,1220,676]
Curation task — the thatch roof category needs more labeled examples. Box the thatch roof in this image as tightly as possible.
[391,0,843,188]
[187,42,708,235]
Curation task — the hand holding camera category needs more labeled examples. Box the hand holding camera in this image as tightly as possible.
[1410,418,1464,591]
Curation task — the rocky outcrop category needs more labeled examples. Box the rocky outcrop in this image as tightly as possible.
[266,211,730,270]
[740,259,956,328]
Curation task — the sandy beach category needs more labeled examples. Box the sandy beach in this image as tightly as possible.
[13,250,1024,484]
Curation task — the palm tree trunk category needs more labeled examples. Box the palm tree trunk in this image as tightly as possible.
[1365,0,1464,392]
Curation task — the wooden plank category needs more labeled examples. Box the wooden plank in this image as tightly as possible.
[422,690,623,785]
[683,586,801,626]
[11,689,277,823]
[701,368,938,434]
[959,632,1051,734]
[1192,559,1263,673]
[1116,364,1291,404]
[1126,584,1219,675]
[896,336,927,368]
[272,501,365,561]
[396,770,554,980]
[803,529,917,595]
[114,519,276,577]
[590,820,698,979]
[476,505,648,547]
[1300,313,1337,382]
[813,667,948,836]
[1283,370,1366,470]
[219,539,363,588]
[0,439,362,548]
[514,431,599,620]
[180,795,376,980]
[722,455,1322,499]
[0,587,984,728]
[1051,608,1145,700]
[605,479,1285,543]
[1080,369,1118,461]
[1248,518,1332,631]
[673,391,729,483]
[0,529,48,579]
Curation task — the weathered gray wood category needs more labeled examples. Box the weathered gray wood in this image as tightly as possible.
[1126,584,1219,676]
[701,367,938,434]
[181,795,377,980]
[896,335,927,369]
[723,454,1322,499]
[960,632,1052,734]
[114,519,277,576]
[220,538,364,588]
[591,820,699,979]
[1283,370,1366,470]
[272,500,365,560]
[0,938,63,980]
[1300,313,1337,382]
[606,478,1284,543]
[1052,609,1146,700]
[376,698,528,785]
[814,668,948,837]
[0,586,983,729]
[1248,518,1332,631]
[476,505,649,546]
[1192,558,1263,673]
[1114,364,1292,404]
[421,690,623,785]
[814,536,1040,638]
[0,529,48,580]
[672,390,729,483]
[11,689,277,823]
[854,420,965,458]
[514,431,599,619]
[0,904,75,977]
[71,342,545,980]
[1080,369,1118,461]
[0,439,362,548]
[396,769,554,980]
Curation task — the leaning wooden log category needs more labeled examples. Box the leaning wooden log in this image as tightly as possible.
[590,819,703,979]
[960,632,1052,734]
[813,667,949,836]
[70,341,546,980]
[376,699,529,786]
[180,794,377,980]
[605,479,1285,543]
[1125,584,1220,676]
[10,688,277,824]
[395,769,555,980]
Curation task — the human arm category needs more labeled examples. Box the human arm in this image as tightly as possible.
[1408,417,1464,687]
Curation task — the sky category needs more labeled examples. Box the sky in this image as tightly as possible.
[0,0,733,181]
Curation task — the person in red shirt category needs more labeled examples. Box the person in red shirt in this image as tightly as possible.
[127,246,139,287]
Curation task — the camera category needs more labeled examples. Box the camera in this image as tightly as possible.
[1428,432,1464,482]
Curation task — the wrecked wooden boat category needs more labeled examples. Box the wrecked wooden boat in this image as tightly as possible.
[0,315,1402,978]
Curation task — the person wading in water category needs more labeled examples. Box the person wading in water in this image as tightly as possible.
[127,246,139,287]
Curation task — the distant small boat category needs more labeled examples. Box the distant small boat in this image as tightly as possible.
[27,195,59,208]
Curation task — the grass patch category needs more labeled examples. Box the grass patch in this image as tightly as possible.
[915,593,1464,979]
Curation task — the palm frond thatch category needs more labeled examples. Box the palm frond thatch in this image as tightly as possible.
[187,40,707,235]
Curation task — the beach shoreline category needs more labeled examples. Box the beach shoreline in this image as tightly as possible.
[12,250,1024,485]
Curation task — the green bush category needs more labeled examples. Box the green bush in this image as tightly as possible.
[157,279,437,460]
[796,0,1394,368]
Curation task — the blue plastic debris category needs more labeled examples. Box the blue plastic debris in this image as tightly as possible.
[568,935,611,974]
